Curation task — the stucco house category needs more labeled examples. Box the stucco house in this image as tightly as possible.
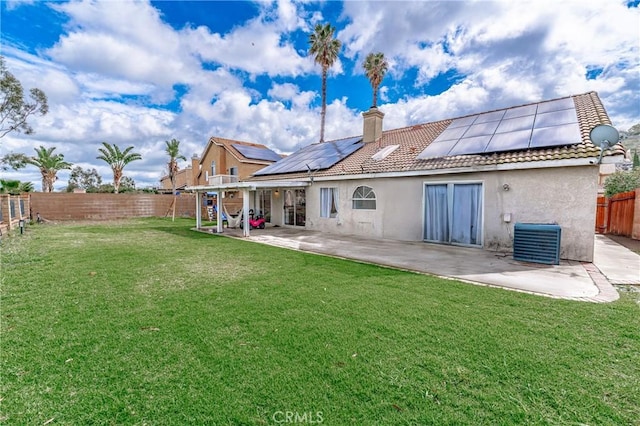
[165,136,282,211]
[188,92,625,262]
[160,166,193,192]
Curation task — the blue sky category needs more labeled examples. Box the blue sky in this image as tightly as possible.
[1,0,639,190]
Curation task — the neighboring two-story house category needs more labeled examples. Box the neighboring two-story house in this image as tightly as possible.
[162,137,282,216]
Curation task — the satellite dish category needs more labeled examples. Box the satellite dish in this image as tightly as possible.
[589,124,619,164]
[589,125,619,148]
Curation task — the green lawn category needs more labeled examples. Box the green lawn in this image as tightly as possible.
[1,218,639,425]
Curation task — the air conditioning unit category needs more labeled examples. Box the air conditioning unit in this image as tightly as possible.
[513,223,561,265]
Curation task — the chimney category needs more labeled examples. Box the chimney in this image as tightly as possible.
[191,154,200,186]
[362,107,384,143]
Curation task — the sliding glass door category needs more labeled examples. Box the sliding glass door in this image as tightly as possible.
[424,182,483,246]
[284,189,305,226]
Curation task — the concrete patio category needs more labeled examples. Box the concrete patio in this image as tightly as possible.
[200,226,639,302]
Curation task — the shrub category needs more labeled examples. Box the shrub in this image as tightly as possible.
[604,170,640,197]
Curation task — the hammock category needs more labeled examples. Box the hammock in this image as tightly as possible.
[223,206,243,228]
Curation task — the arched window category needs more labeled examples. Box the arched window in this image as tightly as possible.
[352,186,376,209]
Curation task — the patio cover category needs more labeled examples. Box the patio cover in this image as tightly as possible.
[186,180,309,236]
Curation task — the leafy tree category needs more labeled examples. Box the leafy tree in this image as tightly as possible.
[96,142,141,194]
[308,23,341,143]
[633,149,640,170]
[26,146,72,192]
[0,179,33,194]
[165,138,186,195]
[363,52,388,108]
[119,176,136,193]
[65,166,102,192]
[1,152,29,171]
[97,183,115,193]
[604,170,640,197]
[0,56,48,139]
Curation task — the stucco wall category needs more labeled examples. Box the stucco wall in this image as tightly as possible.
[295,165,598,262]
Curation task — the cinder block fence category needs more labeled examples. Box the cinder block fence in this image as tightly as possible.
[0,193,199,235]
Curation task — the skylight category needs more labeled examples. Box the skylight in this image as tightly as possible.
[372,145,399,161]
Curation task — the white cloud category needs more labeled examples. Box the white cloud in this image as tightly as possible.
[2,0,638,191]
[183,1,312,77]
[47,0,194,87]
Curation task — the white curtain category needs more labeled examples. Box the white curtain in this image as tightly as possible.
[331,188,339,218]
[424,184,449,242]
[451,183,482,245]
[320,188,337,218]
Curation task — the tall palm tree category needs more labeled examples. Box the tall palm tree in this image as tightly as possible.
[165,138,186,195]
[363,52,388,108]
[96,142,141,193]
[308,23,341,143]
[26,146,72,192]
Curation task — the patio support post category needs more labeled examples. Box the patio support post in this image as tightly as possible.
[216,192,223,233]
[195,191,202,229]
[242,188,250,237]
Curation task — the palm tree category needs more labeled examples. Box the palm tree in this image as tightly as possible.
[363,52,388,108]
[308,23,341,143]
[96,142,141,194]
[0,179,34,194]
[164,138,186,195]
[26,146,72,192]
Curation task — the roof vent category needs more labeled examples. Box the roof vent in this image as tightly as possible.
[372,145,399,161]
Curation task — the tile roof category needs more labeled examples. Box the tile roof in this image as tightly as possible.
[251,91,625,181]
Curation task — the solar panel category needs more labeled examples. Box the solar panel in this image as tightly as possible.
[533,109,577,128]
[495,115,535,134]
[254,136,363,176]
[529,123,581,148]
[448,135,492,156]
[232,144,282,162]
[417,97,581,160]
[536,97,575,114]
[417,141,453,159]
[463,121,500,138]
[433,126,469,143]
[448,115,478,128]
[484,129,532,152]
[503,104,537,119]
[474,110,505,124]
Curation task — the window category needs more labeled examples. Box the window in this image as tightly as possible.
[320,188,338,218]
[229,166,238,176]
[211,161,216,176]
[352,186,376,209]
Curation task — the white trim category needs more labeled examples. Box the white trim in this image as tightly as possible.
[186,180,309,193]
[299,155,622,182]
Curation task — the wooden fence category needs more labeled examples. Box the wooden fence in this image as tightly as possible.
[596,189,637,237]
[0,194,30,235]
